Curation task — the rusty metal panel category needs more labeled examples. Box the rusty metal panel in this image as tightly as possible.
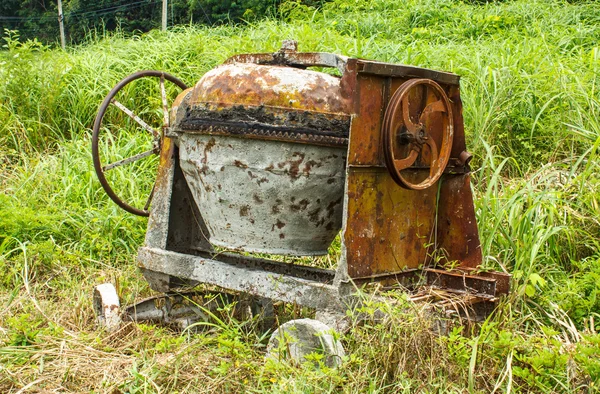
[343,72,442,278]
[344,168,437,277]
[341,67,482,279]
[346,75,386,166]
[447,86,468,158]
[436,174,482,268]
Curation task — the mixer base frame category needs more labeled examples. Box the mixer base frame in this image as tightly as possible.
[135,133,509,329]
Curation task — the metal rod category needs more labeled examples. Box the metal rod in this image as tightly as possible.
[111,99,159,138]
[143,182,156,211]
[160,76,169,127]
[103,149,157,172]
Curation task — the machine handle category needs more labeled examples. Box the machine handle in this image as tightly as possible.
[225,41,349,75]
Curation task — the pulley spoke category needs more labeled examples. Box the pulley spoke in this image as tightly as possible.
[401,95,419,133]
[111,99,159,138]
[102,149,157,172]
[419,100,446,123]
[93,70,188,217]
[394,149,419,171]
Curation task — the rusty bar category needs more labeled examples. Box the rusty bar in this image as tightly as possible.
[143,183,155,212]
[352,267,509,299]
[205,251,335,283]
[102,148,157,171]
[225,52,349,75]
[435,174,483,269]
[144,137,176,249]
[356,60,460,86]
[424,268,497,298]
[170,125,348,148]
[338,159,469,174]
[461,268,511,295]
[111,99,159,138]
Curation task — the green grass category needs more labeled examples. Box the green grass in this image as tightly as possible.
[1,0,600,392]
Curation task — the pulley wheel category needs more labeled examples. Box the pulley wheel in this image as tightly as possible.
[92,70,187,216]
[382,78,454,190]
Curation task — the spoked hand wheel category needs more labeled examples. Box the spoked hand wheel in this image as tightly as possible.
[92,71,188,216]
[382,78,454,190]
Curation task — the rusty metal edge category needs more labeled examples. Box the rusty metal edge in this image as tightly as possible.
[225,52,349,75]
[425,268,498,299]
[356,61,460,86]
[351,267,509,299]
[169,125,349,147]
[224,51,459,87]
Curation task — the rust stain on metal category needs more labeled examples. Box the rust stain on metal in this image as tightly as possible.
[190,63,350,113]
[345,168,437,277]
[234,160,248,169]
[239,205,250,217]
[277,152,305,180]
[271,199,283,214]
[436,174,483,269]
[290,199,309,212]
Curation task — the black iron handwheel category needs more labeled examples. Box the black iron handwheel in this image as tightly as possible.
[92,70,187,216]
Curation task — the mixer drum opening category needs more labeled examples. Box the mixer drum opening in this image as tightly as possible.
[172,62,352,256]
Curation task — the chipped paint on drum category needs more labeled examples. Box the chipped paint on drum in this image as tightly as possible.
[178,134,346,255]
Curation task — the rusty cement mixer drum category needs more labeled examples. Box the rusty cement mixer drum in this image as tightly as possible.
[171,62,351,255]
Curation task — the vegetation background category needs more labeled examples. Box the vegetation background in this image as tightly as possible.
[0,0,599,392]
[0,0,319,44]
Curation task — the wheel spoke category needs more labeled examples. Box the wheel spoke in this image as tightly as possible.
[394,149,419,171]
[401,95,419,133]
[419,99,446,122]
[102,149,157,172]
[111,99,159,138]
[143,182,156,212]
[160,76,170,128]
